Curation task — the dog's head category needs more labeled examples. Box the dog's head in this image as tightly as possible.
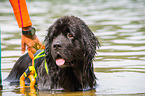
[45,16,100,68]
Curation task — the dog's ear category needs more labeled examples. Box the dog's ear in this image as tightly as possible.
[44,27,52,56]
[45,26,52,43]
[81,23,100,58]
[44,29,49,43]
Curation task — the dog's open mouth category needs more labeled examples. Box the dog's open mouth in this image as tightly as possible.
[55,55,65,66]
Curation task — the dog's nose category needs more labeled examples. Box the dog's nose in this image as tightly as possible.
[53,43,62,50]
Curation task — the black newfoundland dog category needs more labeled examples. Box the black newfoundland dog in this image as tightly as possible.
[5,16,100,91]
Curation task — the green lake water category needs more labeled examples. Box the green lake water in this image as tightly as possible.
[0,0,145,96]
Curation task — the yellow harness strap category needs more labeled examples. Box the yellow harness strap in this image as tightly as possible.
[33,50,48,78]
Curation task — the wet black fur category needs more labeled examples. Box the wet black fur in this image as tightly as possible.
[5,16,100,91]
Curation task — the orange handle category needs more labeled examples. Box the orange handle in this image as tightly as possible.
[20,75,25,87]
[28,48,34,60]
[42,45,45,50]
[28,74,36,87]
[20,45,45,88]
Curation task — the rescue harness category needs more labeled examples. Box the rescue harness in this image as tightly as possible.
[20,49,48,88]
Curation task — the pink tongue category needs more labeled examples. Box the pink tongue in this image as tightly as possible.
[56,59,65,66]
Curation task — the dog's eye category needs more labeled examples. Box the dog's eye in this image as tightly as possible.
[67,33,73,38]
